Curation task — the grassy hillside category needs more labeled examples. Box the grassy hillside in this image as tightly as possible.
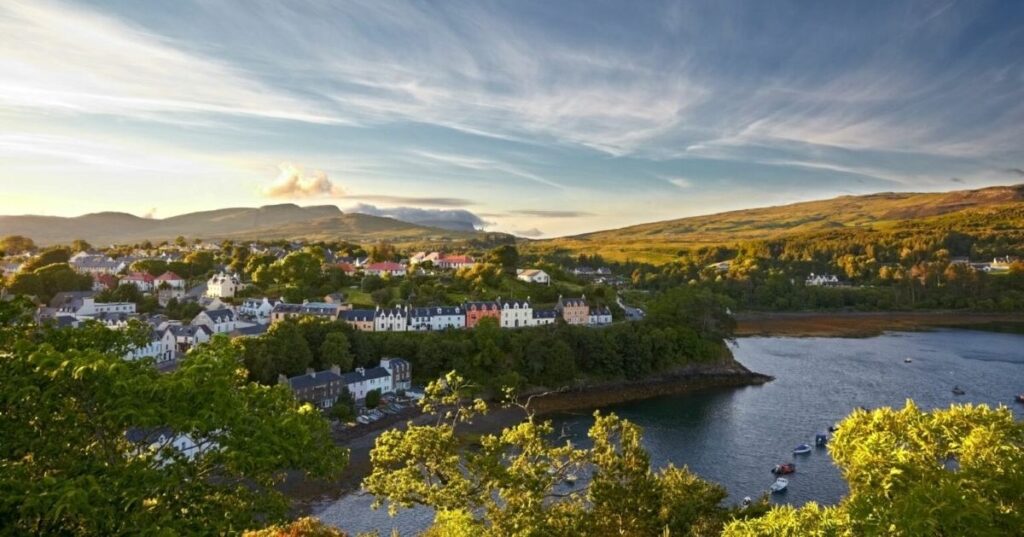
[0,204,507,247]
[530,185,1024,263]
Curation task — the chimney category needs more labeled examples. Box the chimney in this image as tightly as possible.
[356,367,366,377]
[306,367,315,378]
[277,373,289,386]
[330,364,341,375]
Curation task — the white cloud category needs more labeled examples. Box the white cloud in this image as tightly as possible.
[262,163,343,198]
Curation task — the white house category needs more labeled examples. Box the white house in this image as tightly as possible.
[71,255,126,275]
[516,269,551,285]
[126,427,213,462]
[407,307,433,331]
[154,271,187,290]
[588,306,613,326]
[125,329,177,363]
[239,297,279,324]
[364,262,407,277]
[206,272,241,298]
[374,306,408,332]
[122,272,156,292]
[499,298,533,329]
[341,365,394,401]
[805,273,842,287]
[165,323,213,353]
[530,309,558,326]
[191,308,237,334]
[429,306,465,331]
[61,297,136,319]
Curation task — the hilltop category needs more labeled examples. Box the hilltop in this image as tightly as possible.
[532,184,1024,263]
[0,204,505,247]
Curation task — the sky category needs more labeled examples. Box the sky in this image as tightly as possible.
[2,0,1023,237]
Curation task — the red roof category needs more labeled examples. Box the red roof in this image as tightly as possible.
[155,271,184,281]
[441,255,474,263]
[124,272,155,282]
[335,263,357,273]
[95,274,119,287]
[366,262,405,271]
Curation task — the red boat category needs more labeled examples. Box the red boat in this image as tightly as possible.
[771,463,796,475]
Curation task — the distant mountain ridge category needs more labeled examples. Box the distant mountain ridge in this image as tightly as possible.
[536,184,1024,263]
[0,204,489,246]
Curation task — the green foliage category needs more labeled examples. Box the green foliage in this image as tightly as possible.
[321,331,354,371]
[1,235,35,255]
[486,244,519,276]
[20,247,71,273]
[365,388,381,409]
[5,262,92,302]
[131,258,168,276]
[364,374,733,536]
[0,311,346,535]
[724,402,1024,536]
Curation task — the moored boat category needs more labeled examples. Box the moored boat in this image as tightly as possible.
[793,443,812,455]
[904,357,913,363]
[770,478,789,493]
[815,433,828,447]
[1016,394,1024,404]
[952,386,966,396]
[771,463,796,475]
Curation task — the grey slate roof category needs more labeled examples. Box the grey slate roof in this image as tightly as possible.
[288,370,343,390]
[203,308,235,323]
[341,309,375,322]
[339,366,391,385]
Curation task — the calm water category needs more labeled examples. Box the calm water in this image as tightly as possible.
[317,329,1024,534]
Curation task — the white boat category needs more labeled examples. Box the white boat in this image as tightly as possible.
[793,443,812,455]
[770,478,789,493]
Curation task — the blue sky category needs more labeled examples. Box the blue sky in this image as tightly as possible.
[2,0,1023,237]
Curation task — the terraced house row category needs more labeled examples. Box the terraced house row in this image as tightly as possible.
[269,295,613,332]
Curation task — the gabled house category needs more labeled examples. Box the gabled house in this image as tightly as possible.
[155,271,186,290]
[92,273,119,292]
[464,301,500,328]
[122,272,156,292]
[191,308,237,334]
[125,329,177,363]
[530,309,558,326]
[499,298,532,329]
[805,273,842,287]
[165,323,213,353]
[555,295,590,325]
[380,357,412,391]
[374,306,408,332]
[206,272,240,298]
[436,255,475,270]
[239,297,279,324]
[70,255,126,275]
[516,269,551,284]
[588,306,613,326]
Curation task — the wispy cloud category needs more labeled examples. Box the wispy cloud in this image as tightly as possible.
[513,228,545,237]
[0,0,343,125]
[508,210,593,218]
[345,195,473,207]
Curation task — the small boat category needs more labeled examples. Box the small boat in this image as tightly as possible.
[1015,394,1024,404]
[770,478,789,493]
[815,433,829,447]
[793,444,812,455]
[952,386,966,396]
[564,474,577,486]
[904,357,913,363]
[771,463,796,475]
[741,496,753,507]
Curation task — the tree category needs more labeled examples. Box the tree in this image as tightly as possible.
[69,239,92,253]
[487,244,519,275]
[0,235,35,255]
[724,402,1024,536]
[320,331,353,371]
[244,517,348,537]
[0,308,346,535]
[20,247,71,272]
[364,373,734,536]
[364,388,381,409]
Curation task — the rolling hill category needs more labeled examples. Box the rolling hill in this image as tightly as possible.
[0,204,500,247]
[533,184,1024,263]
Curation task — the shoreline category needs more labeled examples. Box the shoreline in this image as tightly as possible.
[285,360,770,514]
[735,310,1024,338]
